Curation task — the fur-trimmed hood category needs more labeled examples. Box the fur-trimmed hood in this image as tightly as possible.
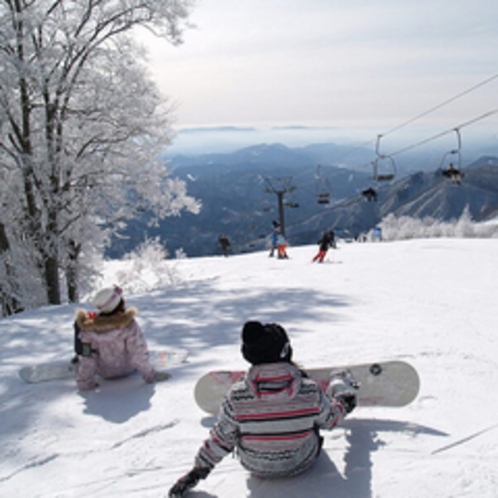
[75,307,137,333]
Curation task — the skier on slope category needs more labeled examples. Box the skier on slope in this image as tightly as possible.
[276,231,289,259]
[168,321,358,497]
[74,285,162,390]
[218,234,231,256]
[312,229,336,263]
[269,220,280,257]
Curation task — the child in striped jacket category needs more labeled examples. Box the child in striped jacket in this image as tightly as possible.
[169,321,357,497]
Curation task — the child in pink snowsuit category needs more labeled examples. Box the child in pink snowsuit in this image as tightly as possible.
[75,286,156,390]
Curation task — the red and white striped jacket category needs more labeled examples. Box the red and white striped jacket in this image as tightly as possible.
[195,362,346,478]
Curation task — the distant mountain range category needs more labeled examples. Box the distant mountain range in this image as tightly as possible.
[107,144,498,258]
[287,155,498,246]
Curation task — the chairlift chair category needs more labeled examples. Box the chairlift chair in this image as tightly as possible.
[440,129,463,184]
[315,164,332,205]
[372,135,396,182]
[372,156,396,182]
[284,200,300,208]
[361,186,378,202]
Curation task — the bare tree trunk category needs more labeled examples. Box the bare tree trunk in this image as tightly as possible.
[66,240,81,303]
[43,207,61,305]
[0,223,23,316]
[44,256,60,305]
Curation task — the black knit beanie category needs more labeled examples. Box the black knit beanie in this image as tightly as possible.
[241,321,293,365]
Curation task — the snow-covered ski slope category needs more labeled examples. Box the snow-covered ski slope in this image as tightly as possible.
[1,238,497,497]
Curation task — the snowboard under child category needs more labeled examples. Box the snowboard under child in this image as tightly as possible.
[168,320,357,497]
[73,285,164,390]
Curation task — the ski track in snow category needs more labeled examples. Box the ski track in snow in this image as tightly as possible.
[111,421,180,450]
[0,454,59,484]
[432,423,498,455]
[0,422,180,490]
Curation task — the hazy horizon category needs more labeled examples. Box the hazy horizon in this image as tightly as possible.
[166,123,498,158]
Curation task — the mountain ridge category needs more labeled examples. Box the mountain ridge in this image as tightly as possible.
[108,145,498,258]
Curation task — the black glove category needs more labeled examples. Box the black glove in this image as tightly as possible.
[335,391,357,414]
[169,467,211,497]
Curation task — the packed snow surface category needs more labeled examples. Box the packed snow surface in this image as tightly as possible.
[1,238,497,497]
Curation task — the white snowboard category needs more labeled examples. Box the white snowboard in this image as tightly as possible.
[194,360,420,415]
[19,348,188,384]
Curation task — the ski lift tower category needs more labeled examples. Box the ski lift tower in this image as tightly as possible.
[263,177,297,237]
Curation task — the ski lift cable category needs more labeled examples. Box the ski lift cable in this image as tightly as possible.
[291,75,498,182]
[348,108,497,175]
[388,109,498,158]
[332,73,498,167]
[380,73,498,138]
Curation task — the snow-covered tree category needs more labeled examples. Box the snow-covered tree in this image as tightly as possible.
[0,0,199,312]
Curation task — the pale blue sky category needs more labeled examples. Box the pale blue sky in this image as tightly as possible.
[137,0,498,147]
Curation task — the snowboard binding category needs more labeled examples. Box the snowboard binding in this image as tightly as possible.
[329,368,361,391]
[328,369,360,414]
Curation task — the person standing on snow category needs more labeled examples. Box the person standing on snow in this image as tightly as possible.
[168,321,357,497]
[269,220,280,257]
[218,234,231,256]
[74,285,160,390]
[312,229,336,263]
[276,231,289,259]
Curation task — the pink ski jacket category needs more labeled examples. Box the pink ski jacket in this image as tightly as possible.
[75,308,154,390]
[195,362,347,478]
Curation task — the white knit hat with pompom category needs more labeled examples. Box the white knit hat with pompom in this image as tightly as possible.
[92,286,123,313]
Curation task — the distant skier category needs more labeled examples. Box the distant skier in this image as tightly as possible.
[218,234,231,256]
[74,285,160,390]
[168,321,357,497]
[276,232,289,259]
[373,226,382,242]
[269,220,281,257]
[312,229,336,263]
